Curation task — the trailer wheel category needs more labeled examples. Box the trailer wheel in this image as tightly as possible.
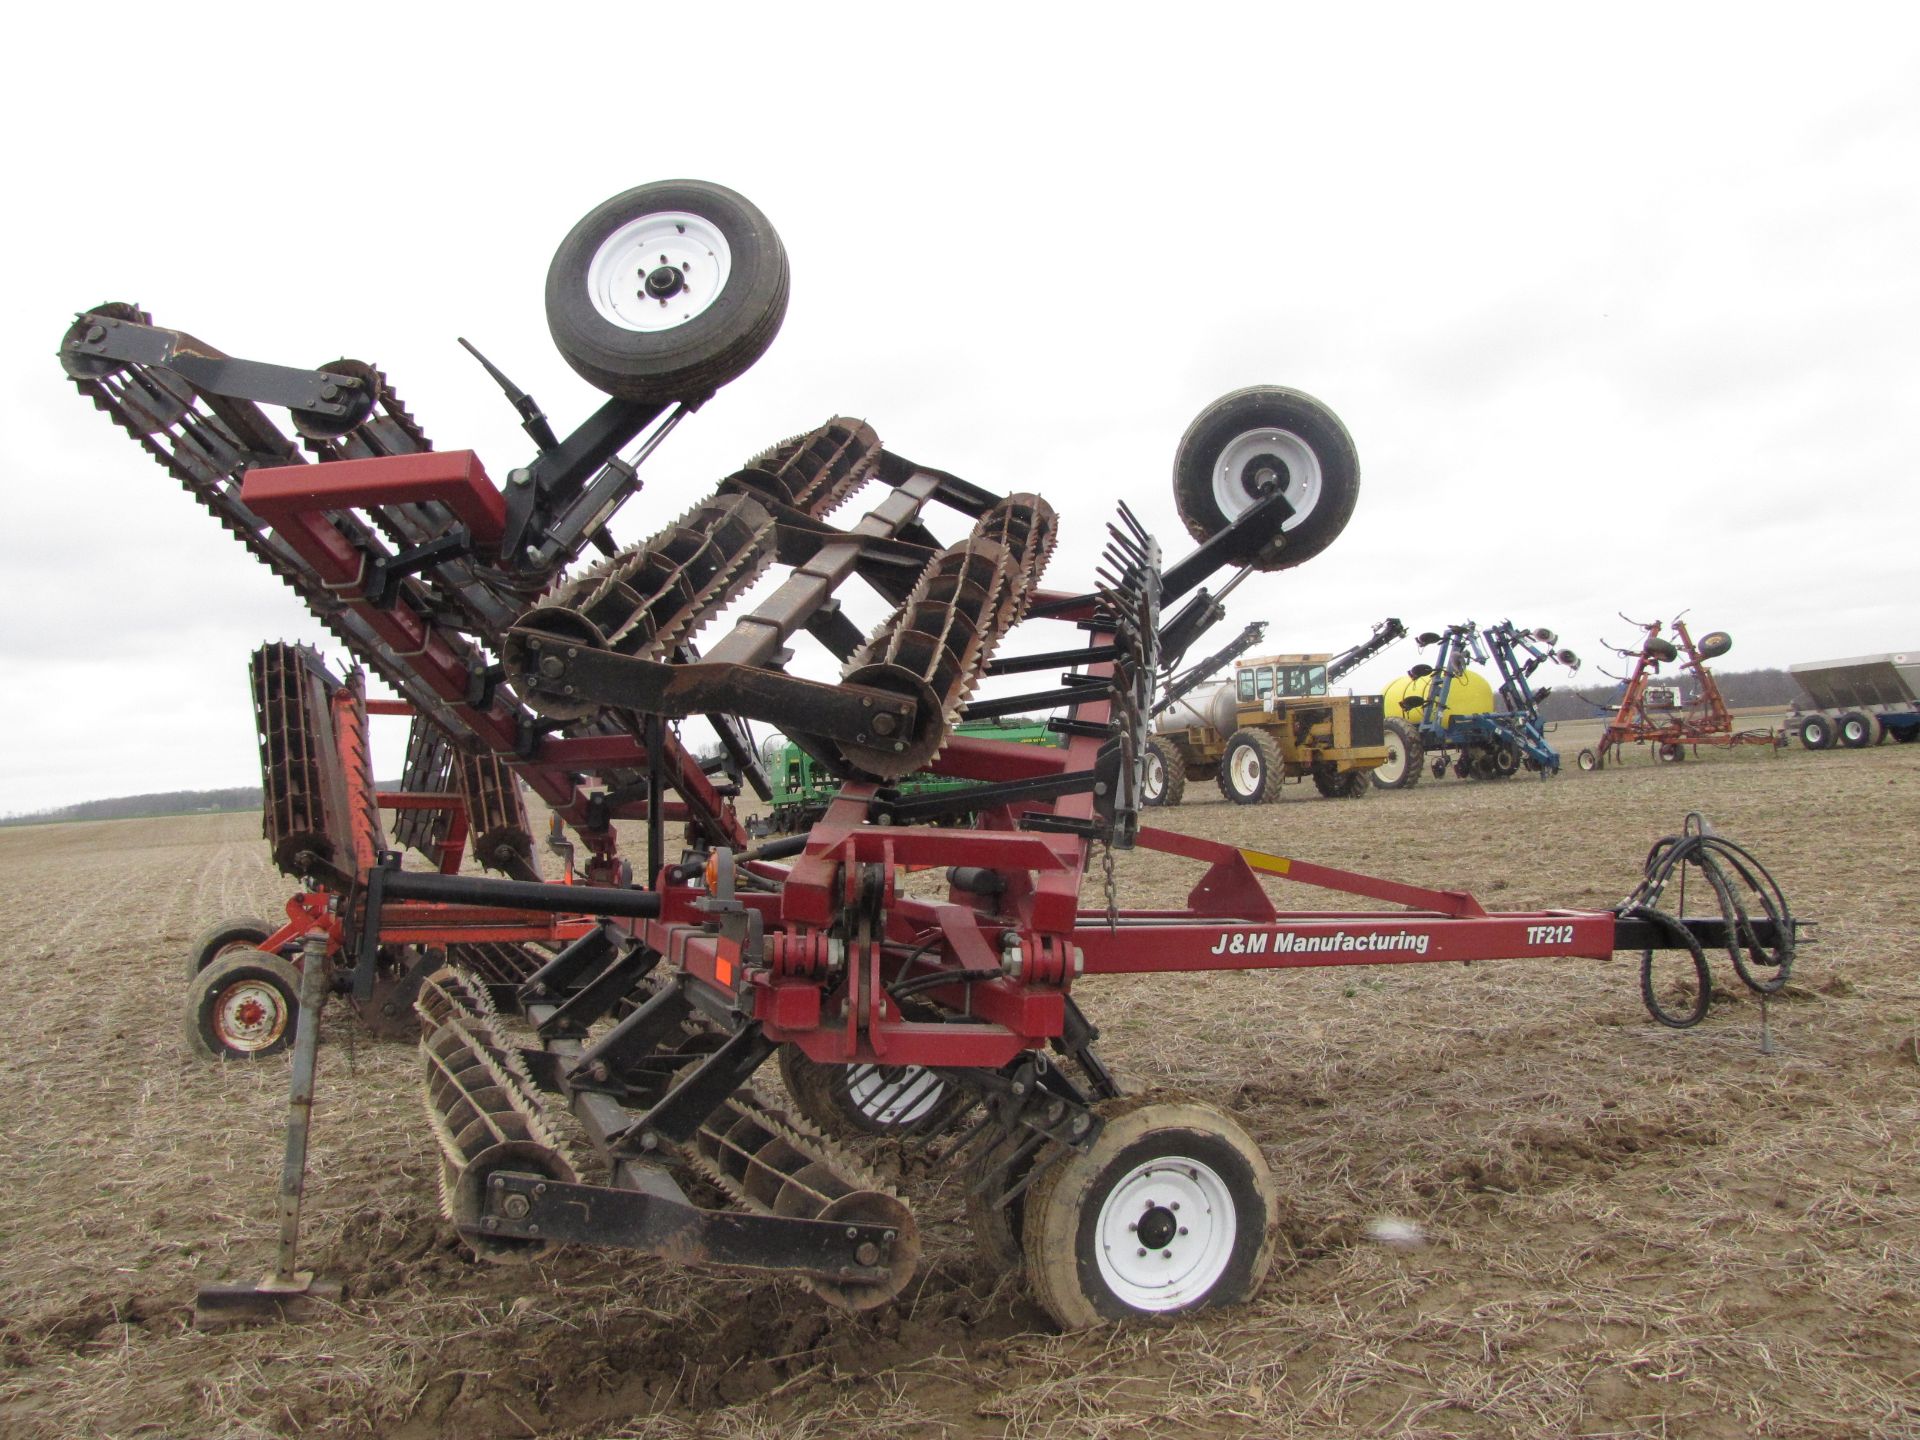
[1220,730,1285,804]
[1838,712,1875,749]
[546,179,789,403]
[1655,742,1686,764]
[1141,739,1186,807]
[1799,713,1835,751]
[778,1047,960,1137]
[184,950,302,1061]
[1371,719,1423,790]
[1022,1099,1277,1328]
[1488,740,1522,778]
[185,915,278,981]
[1172,387,1359,572]
[1577,748,1602,772]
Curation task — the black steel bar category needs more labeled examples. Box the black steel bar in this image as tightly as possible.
[984,645,1123,677]
[536,947,663,1039]
[478,1172,893,1280]
[618,1024,777,1150]
[373,867,663,917]
[519,922,624,1005]
[1614,915,1795,951]
[568,982,694,1086]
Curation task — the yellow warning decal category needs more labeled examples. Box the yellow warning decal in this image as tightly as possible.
[1238,848,1293,876]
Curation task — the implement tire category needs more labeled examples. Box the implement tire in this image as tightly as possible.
[1141,738,1186,807]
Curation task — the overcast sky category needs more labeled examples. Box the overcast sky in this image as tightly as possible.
[3,5,1916,815]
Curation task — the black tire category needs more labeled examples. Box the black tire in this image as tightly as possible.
[1838,712,1875,749]
[1371,719,1423,790]
[1219,729,1286,805]
[1488,740,1522,778]
[1171,387,1359,572]
[185,914,277,981]
[1141,738,1186,807]
[1577,748,1601,772]
[1697,630,1733,660]
[1311,766,1369,799]
[1021,1099,1277,1328]
[1799,713,1835,751]
[1644,638,1679,663]
[184,950,302,1061]
[965,1133,1039,1271]
[778,1046,960,1138]
[546,179,790,403]
[1655,742,1686,764]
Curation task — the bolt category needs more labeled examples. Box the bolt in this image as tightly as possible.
[502,1193,531,1220]
[1178,1226,1189,1236]
[845,1226,860,1240]
[855,1241,880,1266]
[1162,1250,1172,1259]
[1171,1201,1180,1211]
[861,696,873,708]
[484,1217,499,1231]
[1137,1247,1147,1257]
[1128,1221,1138,1232]
[1012,1080,1028,1095]
[534,1183,547,1196]
[567,647,579,658]
[589,1061,610,1082]
[529,1225,540,1235]
[639,1131,659,1151]
[872,713,897,736]
[1071,1113,1089,1134]
[539,655,566,679]
[893,742,906,752]
[86,324,105,342]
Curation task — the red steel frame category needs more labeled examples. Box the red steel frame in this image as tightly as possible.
[624,592,1638,1072]
[1593,619,1780,764]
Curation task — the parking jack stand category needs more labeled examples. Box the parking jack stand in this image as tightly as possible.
[194,935,344,1327]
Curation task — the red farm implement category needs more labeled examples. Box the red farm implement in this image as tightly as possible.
[1577,616,1785,771]
[64,180,1803,1331]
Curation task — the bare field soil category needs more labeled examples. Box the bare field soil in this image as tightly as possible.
[2,743,1917,1439]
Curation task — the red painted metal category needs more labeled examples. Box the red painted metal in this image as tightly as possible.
[242,450,507,550]
[1592,618,1781,763]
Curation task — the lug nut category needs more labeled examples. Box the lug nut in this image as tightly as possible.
[502,1193,531,1220]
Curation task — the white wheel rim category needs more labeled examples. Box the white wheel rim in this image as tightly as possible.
[212,978,290,1052]
[846,1064,945,1126]
[1143,751,1165,800]
[1094,1157,1237,1311]
[1211,427,1323,529]
[1229,746,1261,794]
[1377,739,1406,785]
[586,211,733,333]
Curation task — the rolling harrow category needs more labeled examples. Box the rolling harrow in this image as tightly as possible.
[64,178,1804,1330]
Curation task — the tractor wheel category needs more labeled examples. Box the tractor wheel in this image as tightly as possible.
[1577,748,1602,772]
[546,179,790,404]
[1141,738,1186,807]
[1220,730,1286,805]
[1655,742,1686,764]
[1838,712,1875,749]
[1171,387,1359,572]
[1799,713,1835,751]
[1488,741,1522,779]
[1021,1098,1277,1329]
[1371,720,1422,790]
[778,1047,961,1138]
[1312,766,1369,799]
[185,915,278,981]
[184,950,303,1062]
[1644,637,1679,663]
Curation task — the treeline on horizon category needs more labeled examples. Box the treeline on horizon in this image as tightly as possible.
[1,787,263,827]
[1534,666,1799,721]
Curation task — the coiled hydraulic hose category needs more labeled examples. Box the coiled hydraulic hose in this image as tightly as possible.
[1617,812,1797,1027]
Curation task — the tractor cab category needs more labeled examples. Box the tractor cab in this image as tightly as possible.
[1236,653,1331,705]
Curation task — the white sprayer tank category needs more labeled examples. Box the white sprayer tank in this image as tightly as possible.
[1154,681,1240,738]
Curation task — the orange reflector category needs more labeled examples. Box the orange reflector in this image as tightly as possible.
[704,853,721,892]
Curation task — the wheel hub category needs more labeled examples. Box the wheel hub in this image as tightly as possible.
[1212,427,1322,527]
[1136,1203,1178,1250]
[643,264,686,300]
[214,980,288,1051]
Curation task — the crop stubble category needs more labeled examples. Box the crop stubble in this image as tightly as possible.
[0,741,1915,1439]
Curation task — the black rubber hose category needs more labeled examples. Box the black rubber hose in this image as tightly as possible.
[1624,903,1712,1028]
